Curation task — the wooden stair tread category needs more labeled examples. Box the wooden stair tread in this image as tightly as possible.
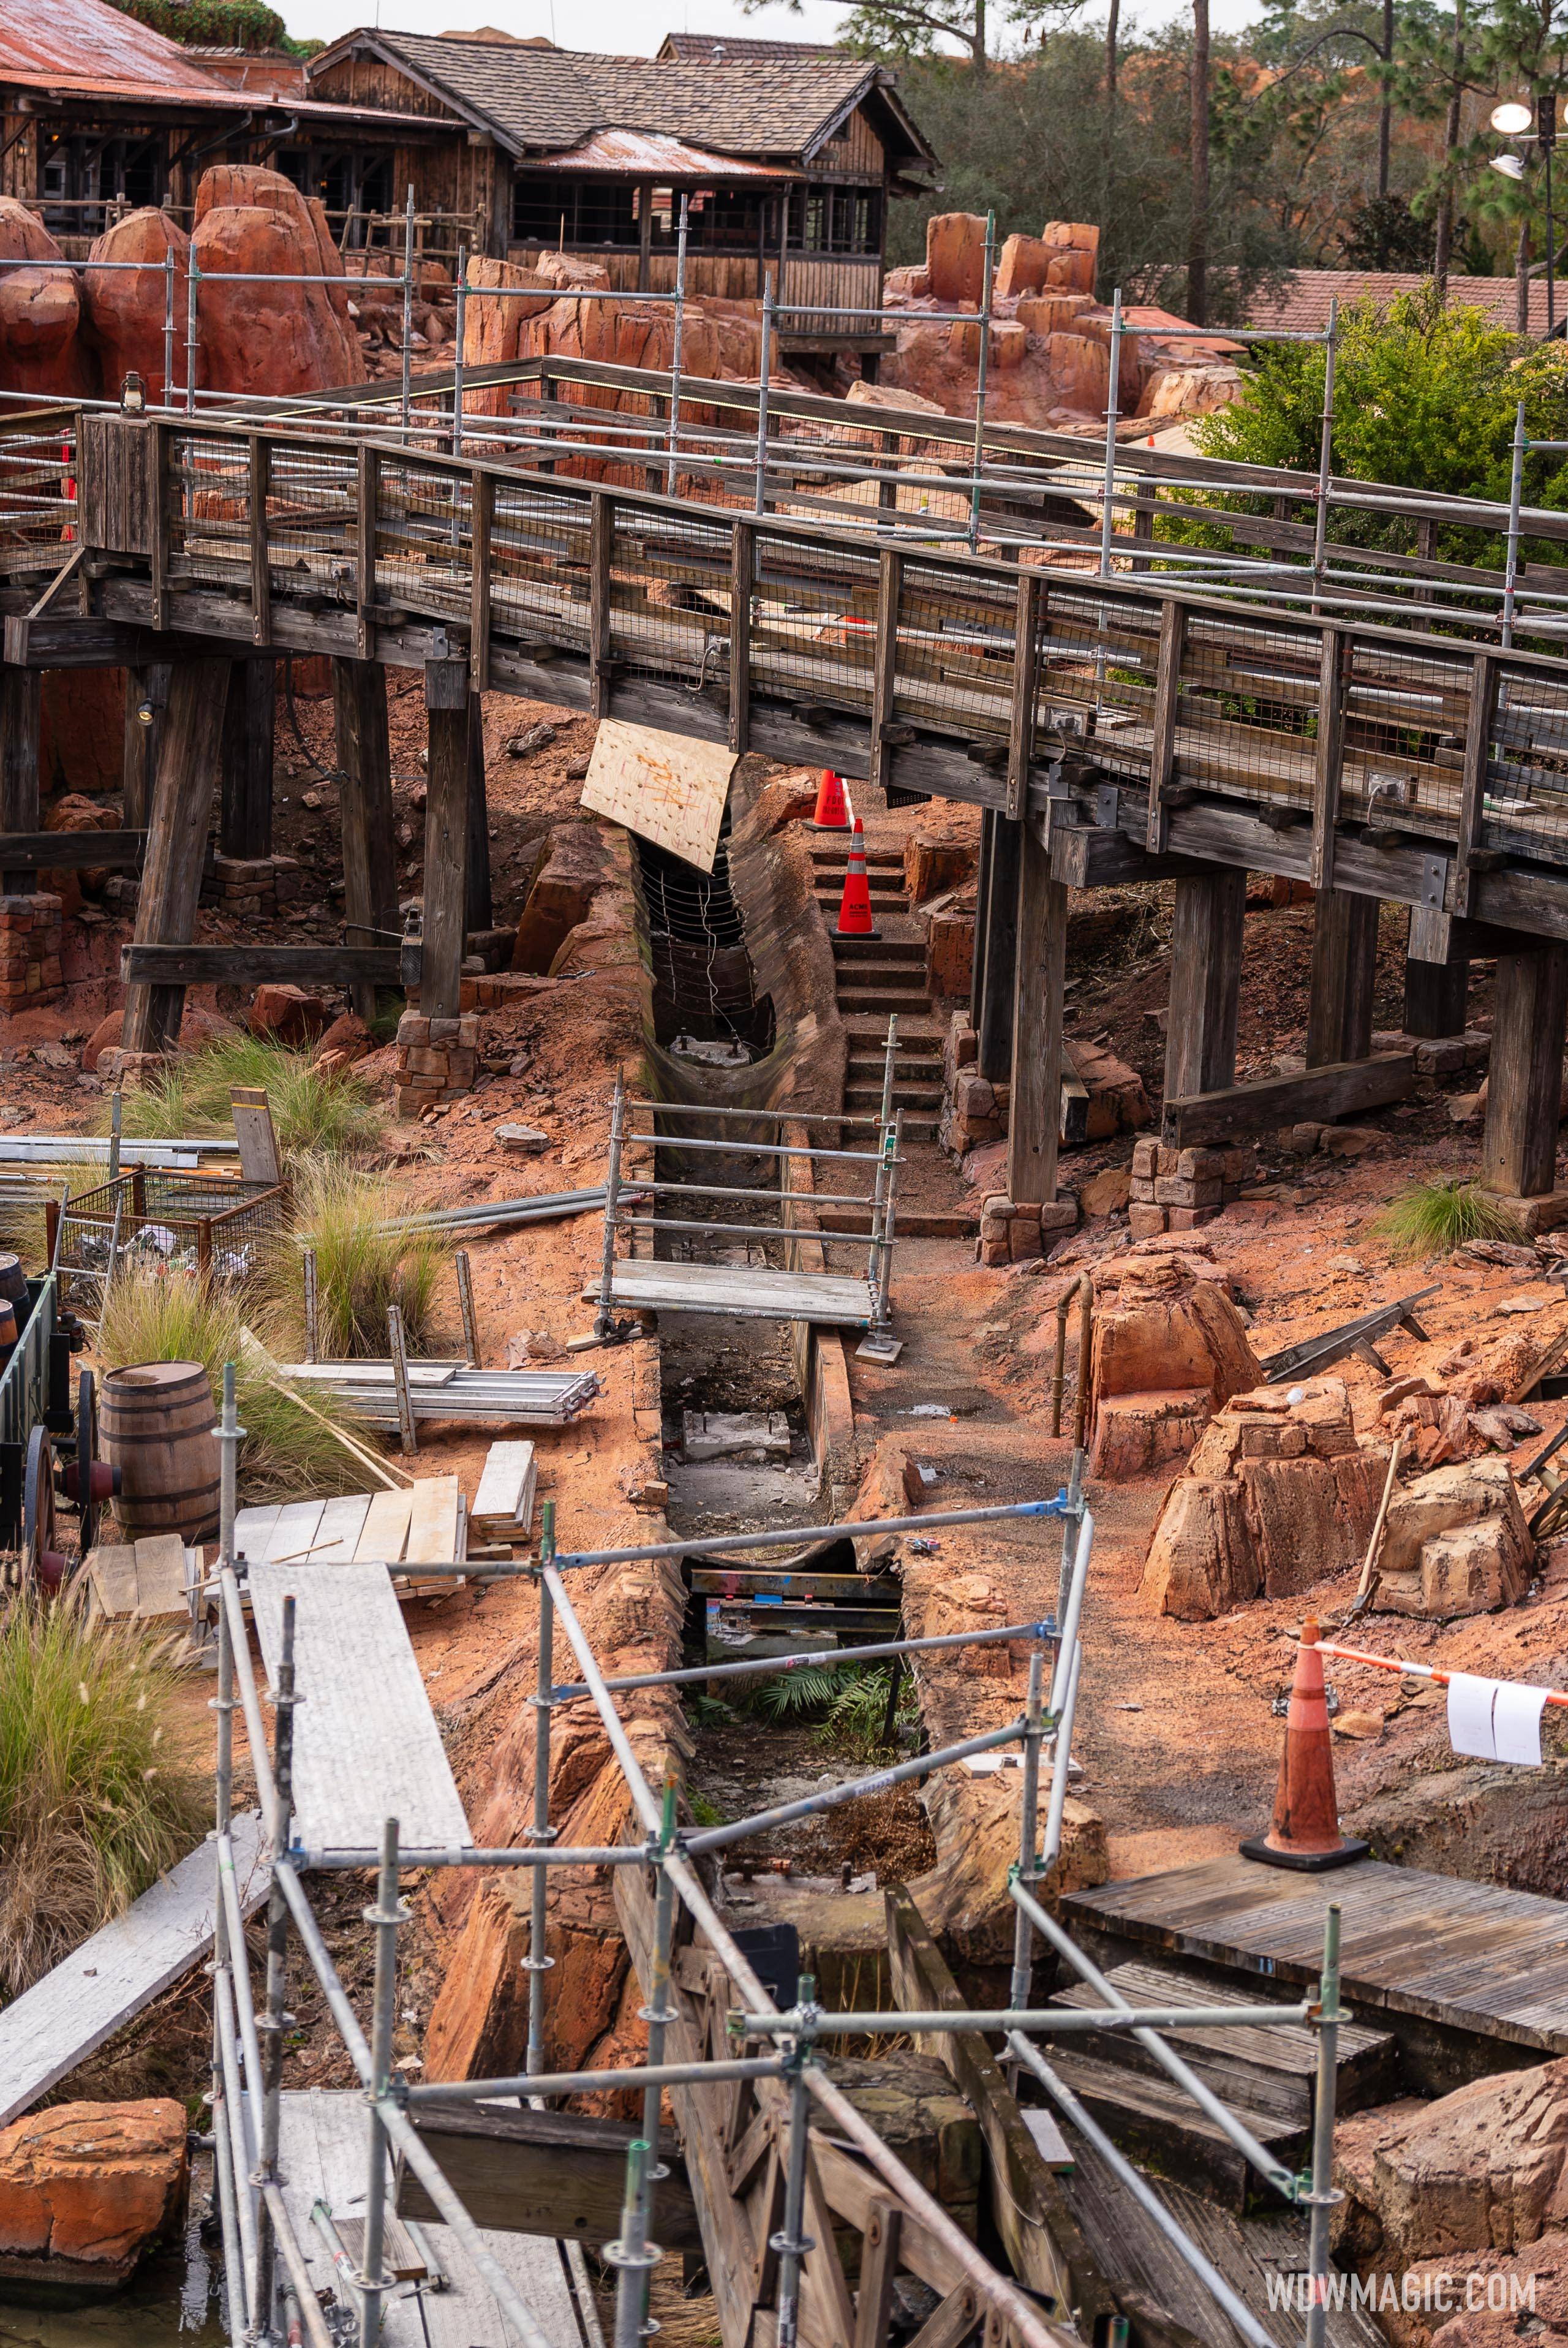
[1053,1960,1394,2078]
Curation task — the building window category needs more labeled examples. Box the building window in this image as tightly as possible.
[513,176,635,247]
[786,185,880,256]
[273,147,393,240]
[39,133,164,236]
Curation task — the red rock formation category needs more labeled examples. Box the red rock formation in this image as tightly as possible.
[995,232,1054,298]
[925,211,989,305]
[0,199,92,400]
[0,2099,186,2281]
[83,208,189,406]
[190,165,364,398]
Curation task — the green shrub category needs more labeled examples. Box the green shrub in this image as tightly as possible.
[1373,1177,1528,1261]
[111,1036,385,1164]
[0,1598,207,1997]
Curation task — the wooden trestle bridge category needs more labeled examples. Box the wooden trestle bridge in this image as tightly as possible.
[5,391,1568,1209]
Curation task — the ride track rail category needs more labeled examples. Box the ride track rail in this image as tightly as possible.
[8,402,1568,945]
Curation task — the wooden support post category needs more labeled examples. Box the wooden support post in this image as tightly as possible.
[1309,625,1345,893]
[1005,569,1041,821]
[122,663,170,834]
[248,434,270,644]
[1,666,41,894]
[1481,942,1568,1200]
[1404,905,1470,1040]
[1130,478,1156,573]
[354,445,379,661]
[976,814,1020,1083]
[589,494,613,720]
[121,657,231,1055]
[1144,600,1186,854]
[332,657,398,1026]
[465,690,492,934]
[1306,889,1379,1068]
[422,658,470,1022]
[869,545,903,800]
[1007,823,1068,1208]
[729,519,753,757]
[971,809,995,1027]
[1451,651,1498,919]
[1164,868,1245,1103]
[470,466,493,693]
[218,657,274,862]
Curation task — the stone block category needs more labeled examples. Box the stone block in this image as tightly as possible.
[1169,1206,1222,1230]
[1128,1204,1169,1240]
[1132,1136,1158,1180]
[1176,1147,1228,1180]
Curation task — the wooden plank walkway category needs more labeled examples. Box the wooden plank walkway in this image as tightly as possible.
[1064,1855,1568,2071]
[277,2088,598,2348]
[597,1259,876,1327]
[249,1559,470,1852]
[0,1812,268,2125]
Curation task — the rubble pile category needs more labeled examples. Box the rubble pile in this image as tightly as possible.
[940,1010,1149,1163]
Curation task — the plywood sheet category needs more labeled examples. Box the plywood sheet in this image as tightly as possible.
[249,1559,470,1851]
[0,1811,268,2126]
[580,719,736,873]
[132,1534,190,1617]
[86,1544,138,1620]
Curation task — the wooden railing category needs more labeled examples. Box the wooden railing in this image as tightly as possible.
[4,408,1565,940]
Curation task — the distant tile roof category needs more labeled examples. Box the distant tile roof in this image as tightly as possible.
[657,31,845,61]
[1245,267,1551,337]
[317,28,935,168]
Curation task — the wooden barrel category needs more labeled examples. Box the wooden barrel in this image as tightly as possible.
[0,1297,16,1372]
[0,1254,27,1313]
[101,1361,221,1542]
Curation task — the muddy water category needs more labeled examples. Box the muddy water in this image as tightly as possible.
[0,2164,224,2348]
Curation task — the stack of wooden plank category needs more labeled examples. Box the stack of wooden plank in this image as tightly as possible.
[281,1361,600,1428]
[85,1534,196,1625]
[234,1477,467,1598]
[469,1441,536,1544]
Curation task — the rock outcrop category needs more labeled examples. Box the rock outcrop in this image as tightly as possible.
[1088,1245,1261,1478]
[190,165,363,398]
[1376,1457,1534,1618]
[1140,1377,1389,1618]
[0,2099,187,2285]
[0,200,91,401]
[83,207,190,404]
[1335,2061,1568,2272]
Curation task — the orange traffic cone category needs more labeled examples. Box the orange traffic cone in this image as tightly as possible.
[1240,1620,1369,1872]
[835,818,880,938]
[809,768,851,830]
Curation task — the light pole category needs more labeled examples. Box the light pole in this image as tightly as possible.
[1491,94,1557,335]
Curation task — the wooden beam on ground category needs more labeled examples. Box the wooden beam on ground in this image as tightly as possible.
[1305,889,1379,1068]
[0,831,145,872]
[1008,826,1067,1207]
[976,813,1020,1083]
[218,655,275,862]
[121,655,231,1055]
[884,1884,1102,2326]
[1163,1051,1417,1147]
[333,656,398,1025]
[394,2103,702,2251]
[1,666,40,895]
[1163,869,1245,1105]
[1481,943,1568,1199]
[121,943,406,989]
[422,659,470,1024]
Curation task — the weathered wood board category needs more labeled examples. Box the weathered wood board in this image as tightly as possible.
[85,1534,191,1621]
[0,1811,268,2125]
[249,1559,470,1852]
[596,1259,876,1328]
[580,718,736,872]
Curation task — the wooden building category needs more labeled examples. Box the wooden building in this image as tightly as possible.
[304,30,937,358]
[0,0,464,255]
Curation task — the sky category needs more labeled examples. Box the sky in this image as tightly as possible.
[281,0,1267,66]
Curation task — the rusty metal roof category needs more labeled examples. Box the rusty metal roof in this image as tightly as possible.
[530,127,795,176]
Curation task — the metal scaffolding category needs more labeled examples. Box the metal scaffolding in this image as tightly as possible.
[208,1365,1343,2348]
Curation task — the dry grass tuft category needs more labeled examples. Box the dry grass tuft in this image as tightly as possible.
[110,1035,385,1162]
[1373,1177,1528,1261]
[0,1597,206,1998]
[280,1161,446,1358]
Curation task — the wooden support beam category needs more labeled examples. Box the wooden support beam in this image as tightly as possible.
[0,831,145,872]
[1450,650,1498,919]
[869,544,902,801]
[121,656,231,1055]
[1306,889,1379,1068]
[1163,1051,1416,1147]
[1163,868,1245,1104]
[464,691,492,935]
[728,519,753,756]
[589,494,613,722]
[1007,825,1068,1209]
[248,435,270,644]
[332,657,398,1025]
[0,667,41,894]
[1048,823,1208,891]
[1404,902,1471,1040]
[422,659,470,1022]
[971,807,994,1029]
[1309,625,1345,892]
[122,944,406,989]
[976,813,1020,1082]
[885,1884,1097,2323]
[1481,943,1568,1199]
[469,466,493,692]
[394,2102,702,2252]
[121,663,169,832]
[1005,568,1040,821]
[218,657,274,863]
[1143,600,1185,854]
